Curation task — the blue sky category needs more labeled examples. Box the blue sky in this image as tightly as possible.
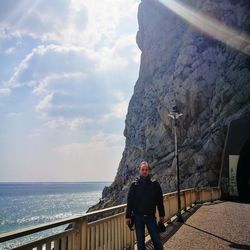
[0,0,140,182]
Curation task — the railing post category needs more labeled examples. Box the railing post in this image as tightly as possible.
[80,218,88,250]
[72,221,81,250]
[195,188,201,204]
[210,188,214,203]
[183,191,187,211]
[166,196,171,224]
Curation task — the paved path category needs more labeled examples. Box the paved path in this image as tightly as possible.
[162,201,250,250]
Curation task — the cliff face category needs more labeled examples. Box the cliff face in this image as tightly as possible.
[93,0,250,209]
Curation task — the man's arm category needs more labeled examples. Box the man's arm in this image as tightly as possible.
[154,181,165,218]
[125,183,135,219]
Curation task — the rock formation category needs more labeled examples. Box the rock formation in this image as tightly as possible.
[90,0,250,210]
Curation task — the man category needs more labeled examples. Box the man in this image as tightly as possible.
[126,161,165,250]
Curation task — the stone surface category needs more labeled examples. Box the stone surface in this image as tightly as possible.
[163,202,250,249]
[89,0,250,211]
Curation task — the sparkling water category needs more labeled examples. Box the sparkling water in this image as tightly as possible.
[0,182,110,249]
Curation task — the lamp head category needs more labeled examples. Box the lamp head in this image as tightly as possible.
[168,106,183,119]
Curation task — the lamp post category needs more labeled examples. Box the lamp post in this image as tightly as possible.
[168,106,184,223]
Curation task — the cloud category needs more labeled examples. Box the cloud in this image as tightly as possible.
[97,34,140,71]
[0,0,139,48]
[44,117,93,130]
[35,93,54,112]
[0,0,77,41]
[65,0,139,47]
[55,132,123,154]
[5,47,15,54]
[3,40,139,132]
[6,41,139,91]
[32,73,116,120]
[32,73,86,96]
[100,90,129,122]
[0,0,140,182]
[0,88,11,96]
[50,132,124,180]
[6,45,96,88]
[111,99,129,119]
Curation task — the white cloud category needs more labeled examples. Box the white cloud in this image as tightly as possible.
[36,93,54,112]
[97,34,140,71]
[114,90,126,102]
[2,0,140,129]
[0,0,139,48]
[51,132,124,180]
[0,88,11,96]
[45,117,93,130]
[6,48,35,87]
[0,0,74,41]
[100,90,129,121]
[54,133,123,155]
[32,73,86,96]
[5,47,15,54]
[0,0,140,181]
[68,117,93,130]
[111,99,129,119]
[90,132,124,146]
[6,45,96,88]
[4,42,137,131]
[66,0,139,47]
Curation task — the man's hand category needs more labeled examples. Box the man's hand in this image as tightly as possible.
[159,217,164,223]
[126,218,132,225]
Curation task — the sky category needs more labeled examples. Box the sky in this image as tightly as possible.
[0,0,140,182]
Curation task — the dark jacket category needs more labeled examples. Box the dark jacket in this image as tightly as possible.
[126,176,165,218]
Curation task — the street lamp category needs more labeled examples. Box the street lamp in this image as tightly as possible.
[168,106,184,223]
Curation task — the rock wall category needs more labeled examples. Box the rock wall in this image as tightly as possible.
[91,0,250,210]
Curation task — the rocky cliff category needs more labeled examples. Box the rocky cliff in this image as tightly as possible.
[91,0,250,210]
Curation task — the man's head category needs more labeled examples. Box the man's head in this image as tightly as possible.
[139,161,150,177]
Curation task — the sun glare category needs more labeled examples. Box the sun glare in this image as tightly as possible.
[159,0,250,56]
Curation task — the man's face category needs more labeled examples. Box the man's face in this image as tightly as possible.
[139,163,149,177]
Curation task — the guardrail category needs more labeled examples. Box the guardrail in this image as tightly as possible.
[0,187,221,250]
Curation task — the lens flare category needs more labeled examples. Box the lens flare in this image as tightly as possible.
[159,0,250,55]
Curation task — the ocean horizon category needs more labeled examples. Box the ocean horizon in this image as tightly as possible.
[0,181,111,249]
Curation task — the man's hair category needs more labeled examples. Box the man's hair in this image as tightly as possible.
[139,160,150,170]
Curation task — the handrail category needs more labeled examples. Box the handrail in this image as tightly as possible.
[0,187,221,250]
[0,215,82,243]
[0,203,126,243]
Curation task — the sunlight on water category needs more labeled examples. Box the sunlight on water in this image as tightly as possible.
[0,182,110,249]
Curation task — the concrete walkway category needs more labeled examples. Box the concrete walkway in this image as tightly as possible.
[161,201,250,250]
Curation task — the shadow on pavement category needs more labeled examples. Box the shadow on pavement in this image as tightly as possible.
[146,201,250,250]
[185,223,250,250]
[146,204,202,250]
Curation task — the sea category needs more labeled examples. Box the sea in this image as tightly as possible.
[0,182,111,249]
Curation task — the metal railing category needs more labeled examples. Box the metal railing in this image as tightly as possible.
[0,187,221,250]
